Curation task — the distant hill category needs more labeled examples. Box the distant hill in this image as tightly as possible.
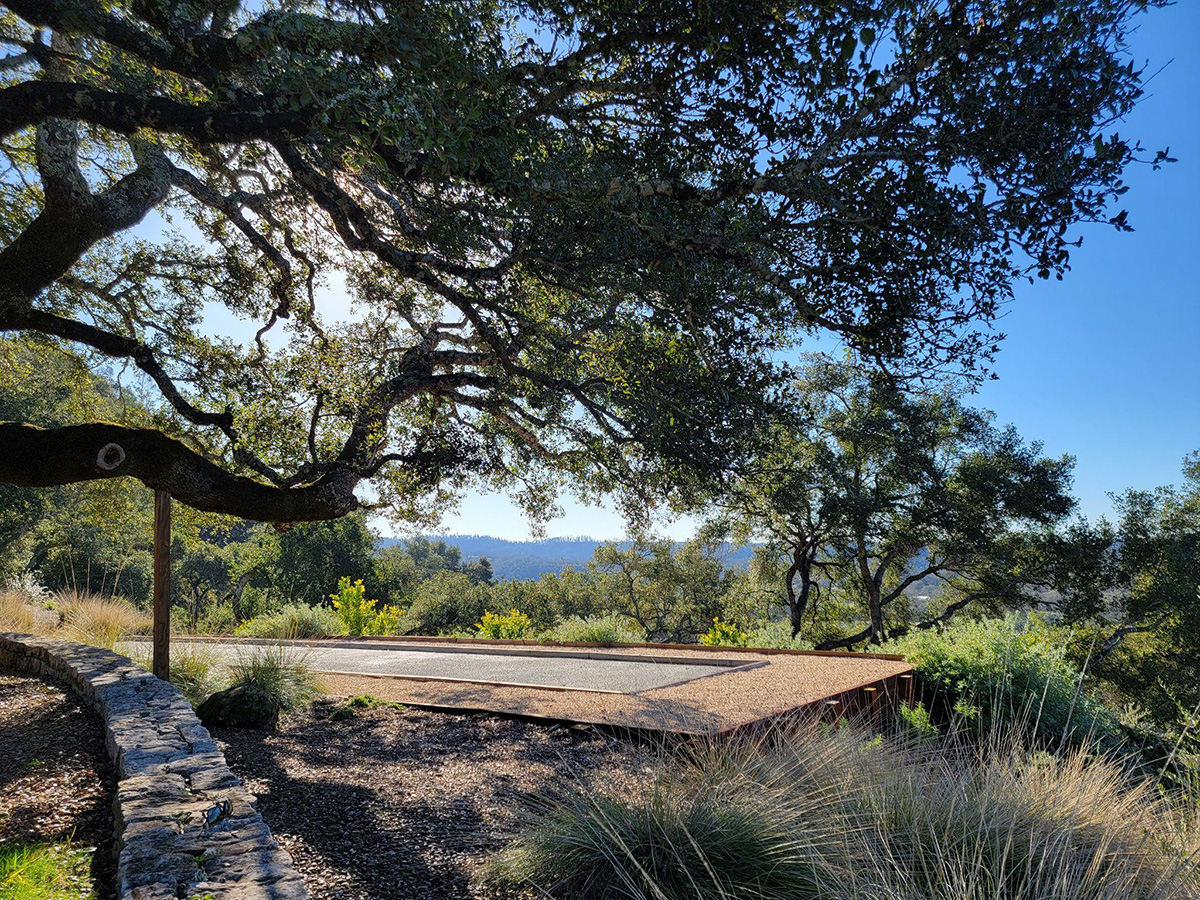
[377,534,758,580]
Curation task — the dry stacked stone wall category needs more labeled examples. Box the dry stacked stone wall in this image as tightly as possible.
[0,632,309,900]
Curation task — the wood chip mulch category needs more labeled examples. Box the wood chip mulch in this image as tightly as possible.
[0,671,117,897]
[215,699,657,900]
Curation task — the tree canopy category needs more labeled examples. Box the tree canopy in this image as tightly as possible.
[721,356,1077,645]
[0,0,1165,522]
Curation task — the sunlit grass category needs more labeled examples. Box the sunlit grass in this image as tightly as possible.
[0,842,97,900]
[131,641,223,706]
[57,590,151,650]
[488,723,1200,900]
[0,590,38,633]
[228,643,322,712]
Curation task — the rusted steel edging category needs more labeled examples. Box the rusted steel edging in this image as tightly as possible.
[0,632,309,900]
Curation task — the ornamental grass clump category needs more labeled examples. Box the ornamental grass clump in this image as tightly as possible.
[486,727,863,900]
[235,603,341,639]
[132,642,222,706]
[0,589,38,633]
[57,590,151,649]
[488,723,1199,900]
[227,643,320,712]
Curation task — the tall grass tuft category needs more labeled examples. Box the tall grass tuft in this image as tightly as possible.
[227,643,320,712]
[0,589,39,633]
[131,642,222,706]
[488,723,1198,900]
[850,732,1198,900]
[57,590,151,649]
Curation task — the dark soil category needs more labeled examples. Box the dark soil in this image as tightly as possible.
[0,671,117,898]
[215,698,656,900]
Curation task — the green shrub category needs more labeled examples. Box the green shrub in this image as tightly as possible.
[330,577,403,636]
[885,614,1120,748]
[896,701,940,746]
[699,615,748,647]
[195,602,236,635]
[476,608,534,640]
[401,570,489,634]
[228,644,320,712]
[742,620,815,650]
[234,603,340,639]
[538,615,645,644]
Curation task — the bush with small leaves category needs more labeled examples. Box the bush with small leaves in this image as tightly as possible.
[538,615,645,644]
[885,613,1120,749]
[476,609,534,640]
[699,616,749,647]
[235,603,341,639]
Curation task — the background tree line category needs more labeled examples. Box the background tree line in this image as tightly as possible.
[4,334,1196,744]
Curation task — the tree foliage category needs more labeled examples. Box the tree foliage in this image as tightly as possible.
[722,356,1077,645]
[0,0,1166,522]
[1060,454,1200,734]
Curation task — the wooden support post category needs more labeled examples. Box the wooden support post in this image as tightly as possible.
[862,685,880,727]
[152,489,171,681]
[823,699,841,725]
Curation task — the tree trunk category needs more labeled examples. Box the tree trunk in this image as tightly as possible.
[785,547,814,638]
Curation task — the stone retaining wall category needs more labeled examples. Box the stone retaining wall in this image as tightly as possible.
[0,633,309,900]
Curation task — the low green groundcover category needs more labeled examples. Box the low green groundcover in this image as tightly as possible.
[0,842,97,900]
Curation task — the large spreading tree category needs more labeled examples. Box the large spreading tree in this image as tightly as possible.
[0,0,1165,524]
[721,356,1077,646]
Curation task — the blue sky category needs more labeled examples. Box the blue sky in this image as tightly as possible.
[425,2,1200,540]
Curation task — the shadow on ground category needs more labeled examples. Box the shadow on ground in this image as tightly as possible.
[215,699,651,900]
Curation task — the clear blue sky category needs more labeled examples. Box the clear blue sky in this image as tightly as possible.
[426,2,1200,540]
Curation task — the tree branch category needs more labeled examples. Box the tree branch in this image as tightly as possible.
[0,421,359,521]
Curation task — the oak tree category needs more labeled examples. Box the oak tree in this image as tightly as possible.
[0,0,1165,522]
[725,357,1077,645]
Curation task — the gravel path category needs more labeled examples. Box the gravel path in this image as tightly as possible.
[215,699,654,900]
[0,671,116,897]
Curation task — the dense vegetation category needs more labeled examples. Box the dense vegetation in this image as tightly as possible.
[0,0,1194,895]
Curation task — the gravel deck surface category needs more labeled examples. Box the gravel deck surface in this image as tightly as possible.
[215,700,654,900]
[125,640,747,693]
[158,638,912,734]
[318,646,912,734]
[0,671,116,897]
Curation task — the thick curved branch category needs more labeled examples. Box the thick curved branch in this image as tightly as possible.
[0,421,358,521]
[0,134,170,311]
[15,308,235,434]
[0,82,311,141]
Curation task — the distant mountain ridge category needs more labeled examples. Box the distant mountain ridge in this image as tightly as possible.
[377,534,758,580]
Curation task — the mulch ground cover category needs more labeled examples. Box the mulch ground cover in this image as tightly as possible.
[0,671,116,898]
[216,698,656,900]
